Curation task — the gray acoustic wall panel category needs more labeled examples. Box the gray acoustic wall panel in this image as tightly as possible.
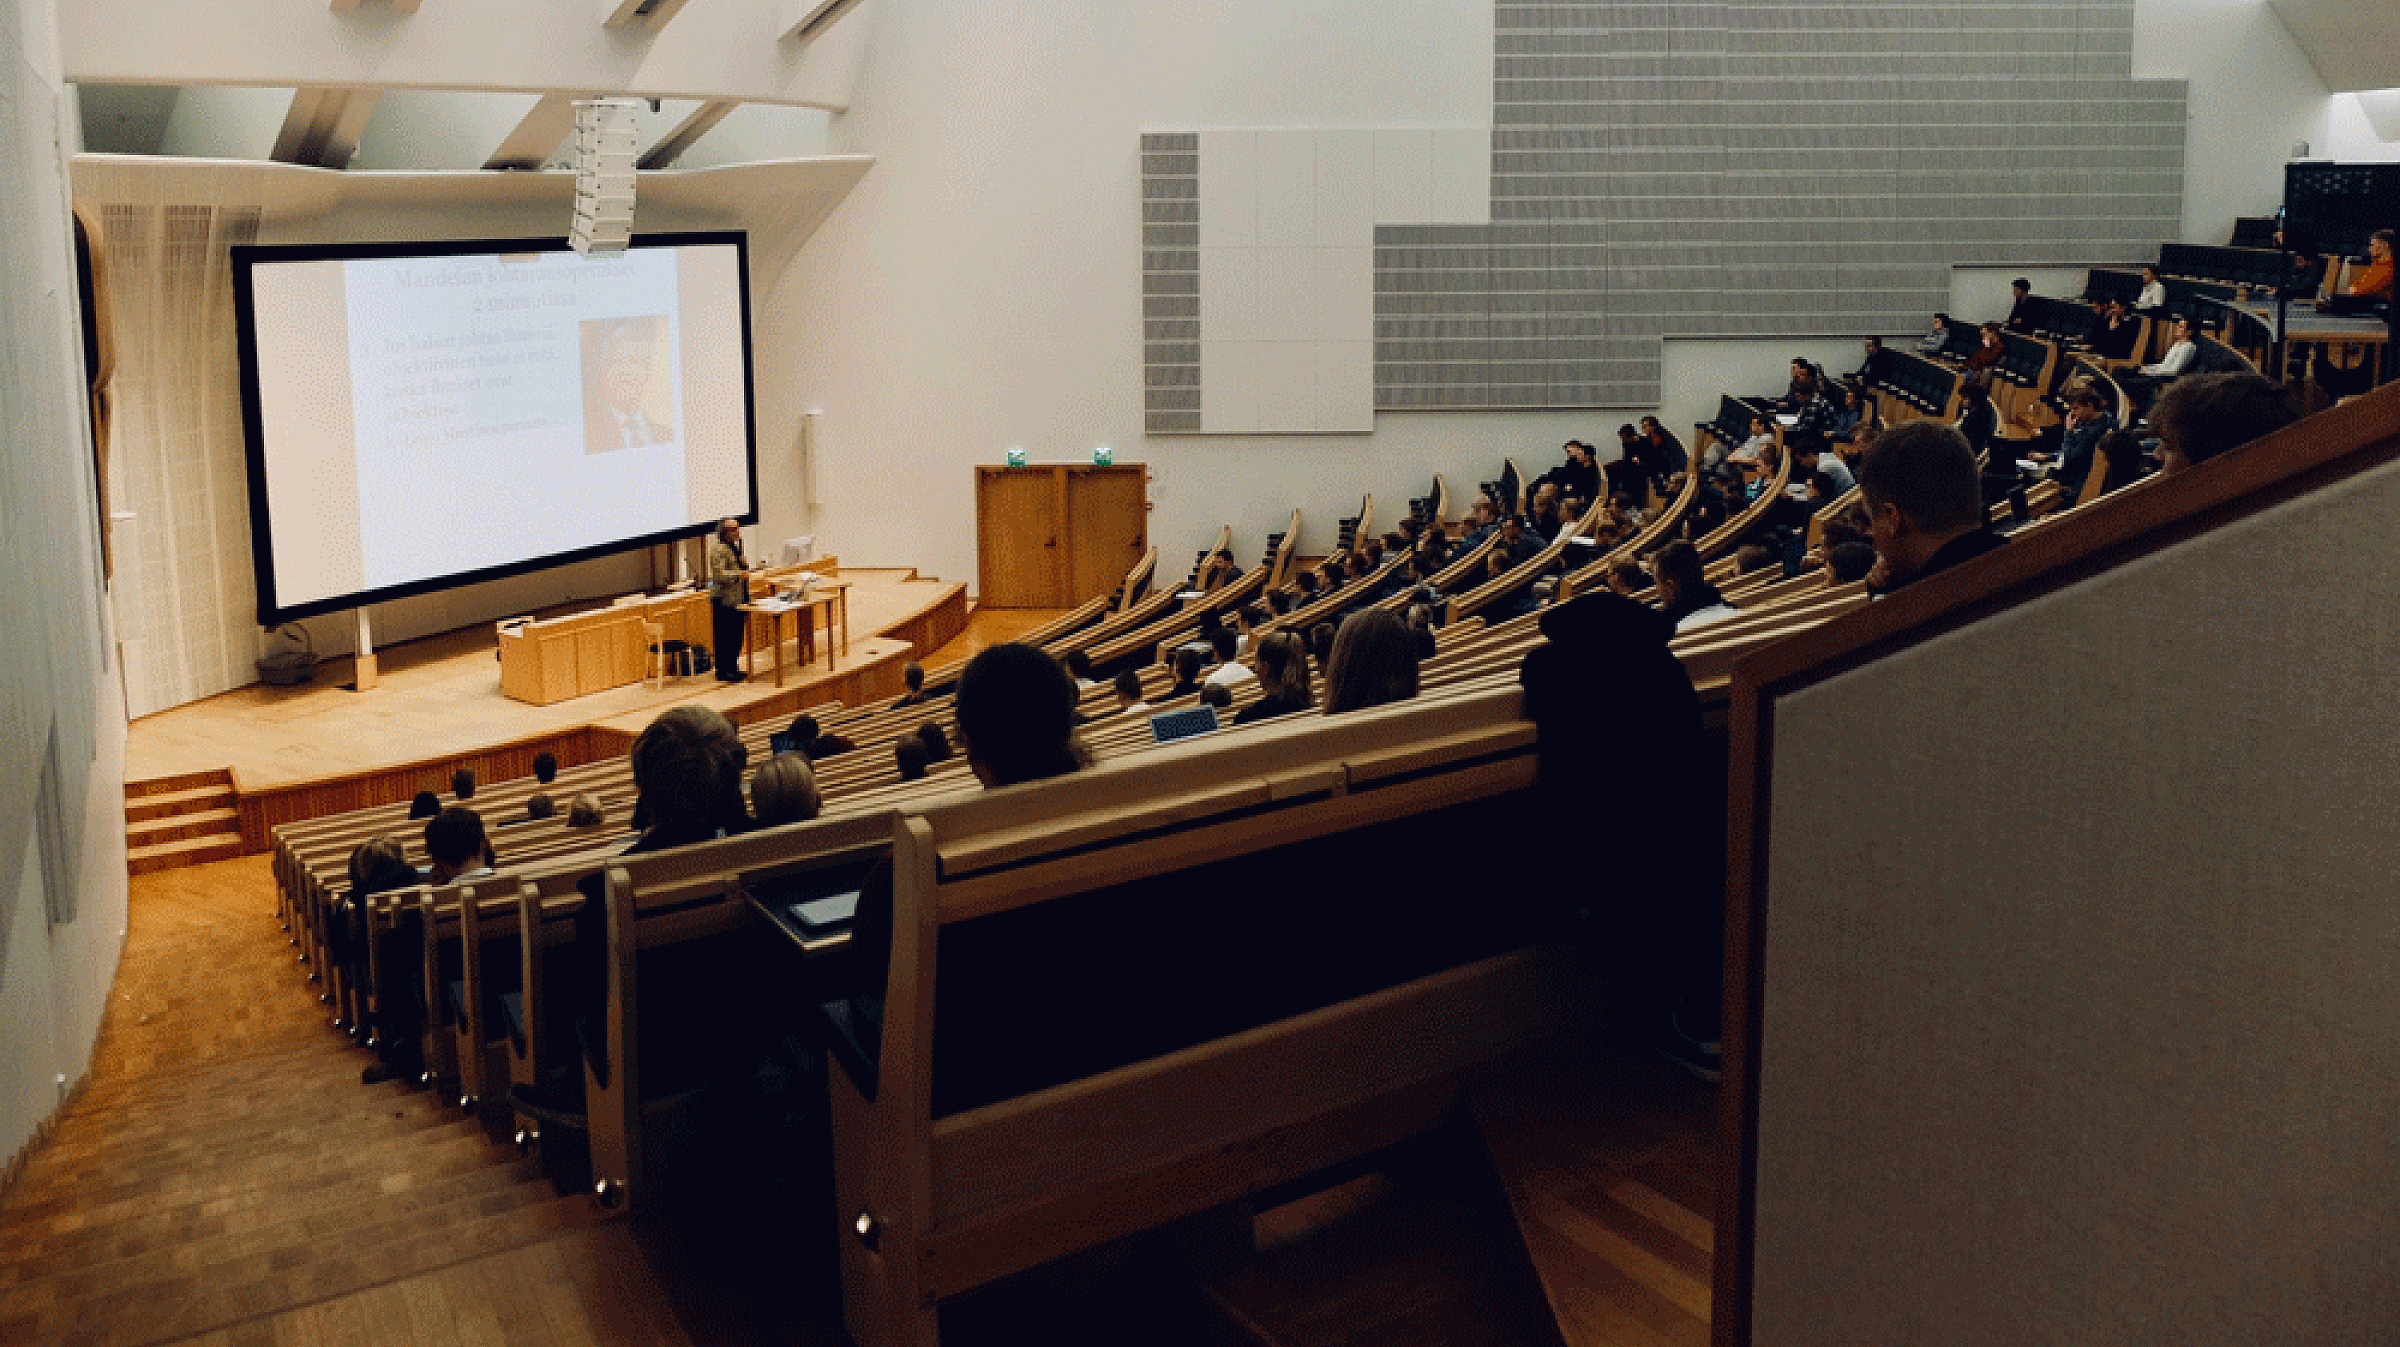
[1372,0,2184,411]
[1141,133,1203,433]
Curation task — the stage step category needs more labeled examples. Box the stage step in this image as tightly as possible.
[1466,1042,1720,1347]
[122,768,241,874]
[126,830,245,874]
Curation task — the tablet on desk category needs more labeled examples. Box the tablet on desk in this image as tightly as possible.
[1150,706,1219,744]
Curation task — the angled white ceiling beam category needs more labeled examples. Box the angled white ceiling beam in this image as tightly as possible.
[482,91,589,170]
[270,86,381,169]
[602,0,693,31]
[785,0,868,46]
[2270,0,2400,94]
[637,99,736,170]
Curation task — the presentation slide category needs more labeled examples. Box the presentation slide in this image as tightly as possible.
[238,234,753,623]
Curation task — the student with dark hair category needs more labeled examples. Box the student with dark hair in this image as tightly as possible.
[341,835,420,1070]
[1851,334,1891,386]
[1650,540,1739,631]
[1823,541,1878,586]
[748,753,821,828]
[894,735,930,781]
[1606,559,1650,597]
[1232,630,1313,724]
[1321,610,1420,715]
[1307,621,1337,672]
[424,806,492,885]
[891,661,929,709]
[2034,382,2116,501]
[2004,277,2034,332]
[787,713,857,761]
[1857,419,2003,593]
[532,752,558,785]
[954,644,1089,788]
[1635,416,1688,491]
[451,768,476,800]
[1235,602,1268,656]
[566,794,605,828]
[1062,648,1097,689]
[1915,312,1952,356]
[1293,569,1321,600]
[1165,646,1205,701]
[525,793,556,822]
[2151,372,2302,474]
[915,721,953,763]
[1197,681,1233,712]
[408,790,441,821]
[1202,626,1254,688]
[1112,667,1150,717]
[2087,297,2140,361]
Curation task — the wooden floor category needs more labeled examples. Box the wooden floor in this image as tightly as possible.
[124,569,959,790]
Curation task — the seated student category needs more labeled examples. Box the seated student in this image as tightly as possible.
[1727,414,1776,468]
[916,721,954,763]
[340,834,420,1072]
[1061,648,1098,690]
[894,736,931,782]
[786,713,857,761]
[2150,372,2302,474]
[1203,627,1256,688]
[1112,666,1150,717]
[749,752,822,828]
[408,790,442,821]
[1856,419,2005,594]
[1197,681,1234,715]
[1495,512,1544,570]
[1822,540,1878,586]
[1197,549,1238,592]
[1292,568,1321,602]
[1789,431,1852,493]
[1405,602,1440,661]
[532,752,558,787]
[524,794,557,823]
[1234,602,1267,656]
[890,661,929,709]
[2027,383,2116,501]
[1953,369,1999,463]
[1321,609,1420,715]
[451,768,476,801]
[2004,277,2034,332]
[1307,621,1337,673]
[1232,630,1314,724]
[1851,334,1892,386]
[1965,321,2007,372]
[1528,484,1564,542]
[1264,586,1295,618]
[1478,547,1541,624]
[1636,416,1689,490]
[2136,264,2167,312]
[1733,542,1776,579]
[565,793,605,828]
[1606,559,1651,597]
[1826,382,1867,441]
[1775,356,1817,409]
[2121,313,2200,410]
[1516,590,1717,1074]
[2086,297,2141,361]
[954,643,1089,787]
[1164,646,1206,701]
[424,806,494,885]
[1915,312,1954,355]
[2320,228,2394,314]
[1533,439,1601,507]
[1650,540,1739,632]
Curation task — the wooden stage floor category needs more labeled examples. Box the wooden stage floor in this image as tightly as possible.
[126,568,968,790]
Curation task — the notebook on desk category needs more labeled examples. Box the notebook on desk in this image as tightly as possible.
[1150,706,1220,744]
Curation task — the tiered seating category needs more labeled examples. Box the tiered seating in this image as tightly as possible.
[2158,242,2321,296]
[1866,348,1963,423]
[2015,294,2101,349]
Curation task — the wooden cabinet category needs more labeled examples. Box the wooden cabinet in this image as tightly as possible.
[975,463,1148,608]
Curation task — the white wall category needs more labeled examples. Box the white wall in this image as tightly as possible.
[770,0,1508,576]
[0,0,133,1179]
[154,84,291,160]
[2324,90,2400,161]
[2136,0,2332,243]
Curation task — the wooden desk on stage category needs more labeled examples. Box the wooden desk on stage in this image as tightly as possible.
[495,590,709,705]
[741,580,851,685]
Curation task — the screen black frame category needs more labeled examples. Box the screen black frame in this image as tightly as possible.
[231,230,759,628]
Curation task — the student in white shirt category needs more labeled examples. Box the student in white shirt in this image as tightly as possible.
[2141,314,2198,378]
[2136,265,2167,311]
[1111,668,1150,718]
[1201,627,1255,688]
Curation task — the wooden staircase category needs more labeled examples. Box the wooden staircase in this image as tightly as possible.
[124,768,243,874]
[1201,1039,1718,1347]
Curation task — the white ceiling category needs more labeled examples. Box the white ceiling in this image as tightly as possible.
[2270,0,2400,94]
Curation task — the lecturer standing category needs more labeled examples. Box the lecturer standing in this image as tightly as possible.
[708,517,750,682]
